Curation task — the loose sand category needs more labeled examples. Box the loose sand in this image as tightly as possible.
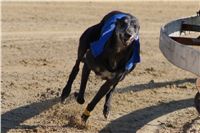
[1,1,200,133]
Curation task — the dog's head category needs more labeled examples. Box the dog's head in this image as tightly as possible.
[115,15,140,46]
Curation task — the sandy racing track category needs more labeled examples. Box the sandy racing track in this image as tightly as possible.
[1,1,200,133]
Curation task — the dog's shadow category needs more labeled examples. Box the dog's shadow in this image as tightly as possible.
[117,78,196,93]
[100,78,197,133]
[1,97,60,133]
[100,98,194,133]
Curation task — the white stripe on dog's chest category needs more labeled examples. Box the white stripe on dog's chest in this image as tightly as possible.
[94,68,115,80]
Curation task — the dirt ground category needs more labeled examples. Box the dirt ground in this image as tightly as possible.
[1,1,200,133]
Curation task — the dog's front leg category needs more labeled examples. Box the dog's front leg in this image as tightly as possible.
[81,77,120,122]
[103,83,118,119]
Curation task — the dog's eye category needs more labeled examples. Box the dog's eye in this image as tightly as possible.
[119,21,127,28]
[130,21,134,26]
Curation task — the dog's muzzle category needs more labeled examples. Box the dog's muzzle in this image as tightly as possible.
[125,34,138,44]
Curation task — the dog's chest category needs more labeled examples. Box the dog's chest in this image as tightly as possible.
[85,49,128,80]
[85,51,120,80]
[104,46,129,71]
[95,69,116,80]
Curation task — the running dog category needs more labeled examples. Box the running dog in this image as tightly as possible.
[61,11,140,122]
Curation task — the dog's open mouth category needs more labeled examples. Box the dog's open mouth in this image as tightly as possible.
[120,34,135,46]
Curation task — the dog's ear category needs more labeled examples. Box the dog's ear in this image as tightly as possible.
[134,18,140,30]
[137,25,140,31]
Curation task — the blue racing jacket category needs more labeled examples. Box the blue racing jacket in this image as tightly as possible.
[90,13,140,71]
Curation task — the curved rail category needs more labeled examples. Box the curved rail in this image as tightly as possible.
[159,15,200,76]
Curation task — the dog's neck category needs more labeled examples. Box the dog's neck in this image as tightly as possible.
[102,33,133,71]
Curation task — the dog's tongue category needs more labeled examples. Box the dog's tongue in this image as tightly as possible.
[126,35,135,44]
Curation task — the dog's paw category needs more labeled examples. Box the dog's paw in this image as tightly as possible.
[60,94,67,103]
[103,106,110,119]
[60,88,71,103]
[81,113,89,123]
[74,92,85,104]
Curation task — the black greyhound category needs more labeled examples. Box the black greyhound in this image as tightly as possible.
[61,11,140,122]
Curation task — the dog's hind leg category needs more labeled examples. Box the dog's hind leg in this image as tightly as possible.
[74,63,91,104]
[60,41,88,103]
[61,59,81,103]
[60,27,91,103]
[61,23,101,103]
